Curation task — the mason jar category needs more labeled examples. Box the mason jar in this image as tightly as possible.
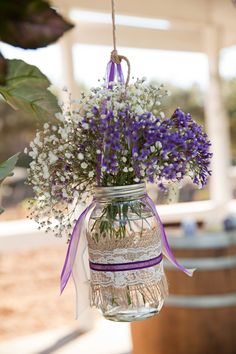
[87,183,168,322]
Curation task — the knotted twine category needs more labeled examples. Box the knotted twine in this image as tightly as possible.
[107,0,131,88]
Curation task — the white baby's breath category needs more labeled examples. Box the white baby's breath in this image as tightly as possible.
[26,78,173,240]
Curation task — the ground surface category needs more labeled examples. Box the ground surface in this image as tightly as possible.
[0,245,75,340]
[0,204,28,221]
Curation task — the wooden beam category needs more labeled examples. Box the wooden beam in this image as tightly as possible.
[72,23,204,52]
[53,0,236,32]
[211,0,236,31]
[53,0,209,23]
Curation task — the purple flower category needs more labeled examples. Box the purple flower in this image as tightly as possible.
[78,101,211,188]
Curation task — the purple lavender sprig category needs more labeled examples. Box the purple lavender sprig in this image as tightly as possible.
[78,104,212,189]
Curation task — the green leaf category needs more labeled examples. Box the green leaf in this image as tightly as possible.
[0,0,74,49]
[0,153,19,182]
[0,153,19,215]
[0,59,61,119]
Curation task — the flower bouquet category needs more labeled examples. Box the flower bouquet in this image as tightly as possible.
[27,57,212,322]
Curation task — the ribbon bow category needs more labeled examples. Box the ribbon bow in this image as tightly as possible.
[106,49,130,88]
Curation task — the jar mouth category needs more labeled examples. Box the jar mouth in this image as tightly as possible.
[94,183,146,201]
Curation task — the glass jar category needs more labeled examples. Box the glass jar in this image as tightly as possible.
[87,183,168,322]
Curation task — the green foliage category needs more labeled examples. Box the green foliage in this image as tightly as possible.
[0,153,19,214]
[0,153,19,181]
[0,99,37,164]
[151,81,204,124]
[166,83,204,123]
[0,0,73,118]
[0,59,61,119]
[0,0,73,49]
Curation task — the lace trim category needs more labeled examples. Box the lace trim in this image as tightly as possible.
[87,225,165,288]
[89,243,161,264]
[90,262,164,288]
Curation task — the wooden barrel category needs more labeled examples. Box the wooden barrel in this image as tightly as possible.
[131,232,236,354]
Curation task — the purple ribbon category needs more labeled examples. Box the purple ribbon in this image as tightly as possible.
[89,254,163,272]
[117,63,124,83]
[60,201,95,294]
[145,195,194,277]
[106,60,125,89]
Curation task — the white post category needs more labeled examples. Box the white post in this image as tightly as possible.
[58,13,78,96]
[204,26,232,208]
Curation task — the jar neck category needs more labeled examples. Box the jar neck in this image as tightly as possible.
[94,183,146,202]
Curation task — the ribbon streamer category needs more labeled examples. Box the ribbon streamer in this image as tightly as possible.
[146,195,195,277]
[60,201,95,294]
[117,63,124,83]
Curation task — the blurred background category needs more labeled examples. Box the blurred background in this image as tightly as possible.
[1,1,236,354]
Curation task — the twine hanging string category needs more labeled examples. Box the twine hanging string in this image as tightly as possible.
[110,0,131,87]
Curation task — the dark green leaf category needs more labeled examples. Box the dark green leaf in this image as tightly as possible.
[0,153,19,181]
[0,59,61,119]
[0,51,7,85]
[0,0,74,49]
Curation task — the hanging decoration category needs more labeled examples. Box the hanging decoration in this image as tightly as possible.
[26,0,212,322]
